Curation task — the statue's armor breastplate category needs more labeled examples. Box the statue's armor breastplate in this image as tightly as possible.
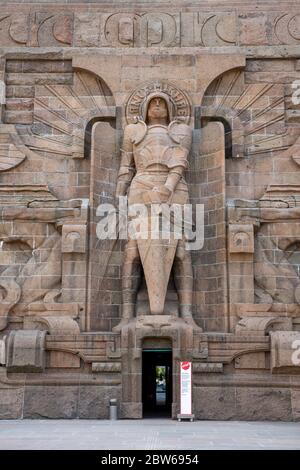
[133,125,174,172]
[126,121,191,205]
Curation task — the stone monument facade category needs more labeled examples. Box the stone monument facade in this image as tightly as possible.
[0,0,300,420]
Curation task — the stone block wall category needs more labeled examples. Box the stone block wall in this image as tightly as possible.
[0,0,300,420]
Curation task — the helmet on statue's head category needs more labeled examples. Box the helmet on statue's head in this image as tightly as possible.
[140,91,175,124]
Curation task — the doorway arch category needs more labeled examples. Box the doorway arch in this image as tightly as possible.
[142,337,172,418]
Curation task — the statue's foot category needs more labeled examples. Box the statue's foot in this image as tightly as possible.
[112,318,131,332]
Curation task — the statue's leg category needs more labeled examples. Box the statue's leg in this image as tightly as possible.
[173,240,194,322]
[121,239,142,323]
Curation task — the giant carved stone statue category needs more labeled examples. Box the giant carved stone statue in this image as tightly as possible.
[114,92,196,330]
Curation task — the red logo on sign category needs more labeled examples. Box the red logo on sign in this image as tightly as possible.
[181,362,190,370]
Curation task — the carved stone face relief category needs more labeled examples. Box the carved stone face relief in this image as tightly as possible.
[146,96,169,123]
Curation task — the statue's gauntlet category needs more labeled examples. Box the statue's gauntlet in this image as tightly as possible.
[164,166,184,194]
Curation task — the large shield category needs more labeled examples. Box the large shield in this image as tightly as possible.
[137,236,178,315]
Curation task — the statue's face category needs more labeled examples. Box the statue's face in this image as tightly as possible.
[147,97,168,121]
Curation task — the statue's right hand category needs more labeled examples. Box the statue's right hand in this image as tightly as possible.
[151,185,172,203]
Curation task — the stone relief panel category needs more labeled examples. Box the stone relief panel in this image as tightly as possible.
[202,61,300,329]
[4,64,115,161]
[61,224,87,254]
[2,8,300,49]
[254,222,300,305]
[72,11,237,48]
[1,62,116,206]
[0,127,26,172]
[274,13,300,45]
[202,67,290,162]
[101,12,181,48]
[201,62,300,203]
[0,12,72,47]
[228,224,254,254]
[227,183,300,333]
[0,186,88,332]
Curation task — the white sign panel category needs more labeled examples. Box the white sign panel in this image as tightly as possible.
[0,337,6,365]
[180,361,192,415]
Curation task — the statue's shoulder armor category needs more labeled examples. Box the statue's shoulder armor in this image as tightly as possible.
[124,120,147,145]
[168,120,192,148]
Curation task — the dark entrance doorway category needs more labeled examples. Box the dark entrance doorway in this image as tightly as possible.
[142,349,172,418]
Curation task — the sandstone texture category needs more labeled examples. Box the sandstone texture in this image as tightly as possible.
[0,0,300,420]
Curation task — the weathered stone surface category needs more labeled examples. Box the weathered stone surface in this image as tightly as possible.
[78,386,121,419]
[235,387,292,421]
[235,352,266,369]
[23,386,79,419]
[0,385,24,419]
[0,0,300,422]
[238,13,269,46]
[121,402,143,419]
[193,386,239,420]
[194,386,292,421]
[48,351,80,368]
[291,389,300,421]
